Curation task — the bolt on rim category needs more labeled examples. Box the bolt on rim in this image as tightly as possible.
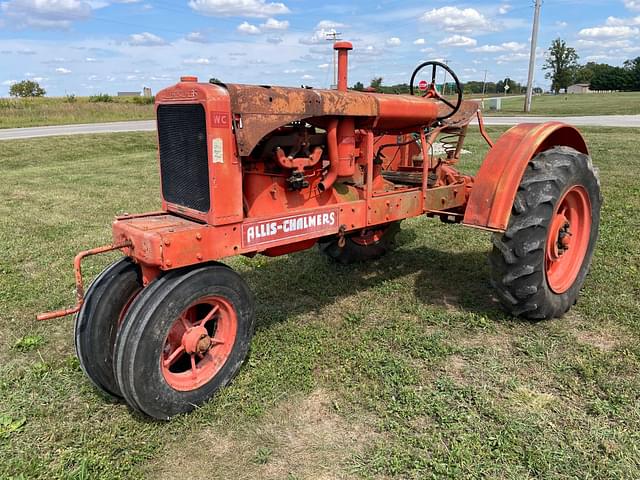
[160,296,238,391]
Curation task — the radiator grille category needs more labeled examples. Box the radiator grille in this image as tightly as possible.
[157,104,210,213]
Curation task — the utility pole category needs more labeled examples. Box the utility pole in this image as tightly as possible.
[325,31,342,89]
[481,69,488,96]
[524,0,542,112]
[441,59,450,95]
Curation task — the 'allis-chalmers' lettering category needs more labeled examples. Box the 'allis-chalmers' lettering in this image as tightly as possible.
[244,210,338,247]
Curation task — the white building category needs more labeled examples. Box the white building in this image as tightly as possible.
[567,83,592,94]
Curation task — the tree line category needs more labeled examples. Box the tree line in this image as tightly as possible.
[544,38,640,93]
[352,77,542,95]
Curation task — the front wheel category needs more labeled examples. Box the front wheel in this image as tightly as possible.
[489,146,601,319]
[74,257,143,399]
[114,263,255,419]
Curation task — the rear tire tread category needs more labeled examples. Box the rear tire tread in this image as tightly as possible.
[489,146,601,320]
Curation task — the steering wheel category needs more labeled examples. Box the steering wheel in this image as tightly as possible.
[409,61,463,121]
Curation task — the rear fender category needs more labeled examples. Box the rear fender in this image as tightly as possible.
[462,122,588,231]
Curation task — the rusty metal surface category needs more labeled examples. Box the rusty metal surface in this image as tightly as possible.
[225,84,441,155]
[441,100,480,128]
[463,122,589,231]
[367,189,422,225]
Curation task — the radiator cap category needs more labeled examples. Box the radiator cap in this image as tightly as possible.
[180,76,198,82]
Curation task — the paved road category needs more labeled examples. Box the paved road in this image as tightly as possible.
[480,115,640,127]
[1,115,639,141]
[0,120,156,140]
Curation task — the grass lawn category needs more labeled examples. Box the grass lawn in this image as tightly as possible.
[1,127,639,479]
[0,97,154,129]
[483,91,640,116]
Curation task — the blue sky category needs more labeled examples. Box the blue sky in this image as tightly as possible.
[1,0,639,96]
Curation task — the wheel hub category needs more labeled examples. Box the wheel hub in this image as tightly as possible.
[161,296,238,392]
[181,325,211,355]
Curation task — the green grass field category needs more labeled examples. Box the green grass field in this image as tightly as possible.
[483,91,640,116]
[0,97,154,129]
[1,128,639,479]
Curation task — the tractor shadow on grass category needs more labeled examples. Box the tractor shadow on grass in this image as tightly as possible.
[239,231,506,330]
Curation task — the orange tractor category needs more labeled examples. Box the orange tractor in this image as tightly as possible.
[40,42,601,419]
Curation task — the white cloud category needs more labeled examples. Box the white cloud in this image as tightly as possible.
[317,63,329,69]
[471,41,525,52]
[186,31,211,43]
[261,17,288,30]
[585,54,609,61]
[237,21,261,34]
[555,20,568,28]
[2,79,18,86]
[85,57,98,62]
[577,38,639,52]
[578,25,639,38]
[624,0,640,11]
[496,52,528,64]
[386,37,401,46]
[315,20,345,29]
[413,38,425,45]
[300,27,337,45]
[302,74,313,80]
[266,35,283,44]
[605,15,640,26]
[128,32,167,46]
[438,35,477,47]
[498,4,511,14]
[55,67,72,74]
[421,6,493,33]
[188,0,290,17]
[183,57,210,65]
[0,0,92,29]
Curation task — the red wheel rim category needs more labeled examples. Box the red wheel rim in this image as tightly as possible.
[545,185,592,294]
[161,296,238,391]
[351,227,386,246]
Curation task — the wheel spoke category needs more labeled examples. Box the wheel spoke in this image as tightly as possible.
[210,335,225,346]
[198,305,219,327]
[179,314,190,330]
[190,354,197,379]
[163,345,185,368]
[441,97,456,109]
[431,64,437,83]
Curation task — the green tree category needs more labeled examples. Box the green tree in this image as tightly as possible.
[590,64,631,91]
[352,81,365,91]
[574,62,599,84]
[9,80,46,97]
[543,38,579,94]
[369,77,383,90]
[495,77,523,94]
[623,57,640,91]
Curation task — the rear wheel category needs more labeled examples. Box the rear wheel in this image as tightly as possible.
[318,222,401,265]
[74,257,143,398]
[114,264,255,419]
[489,146,601,319]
